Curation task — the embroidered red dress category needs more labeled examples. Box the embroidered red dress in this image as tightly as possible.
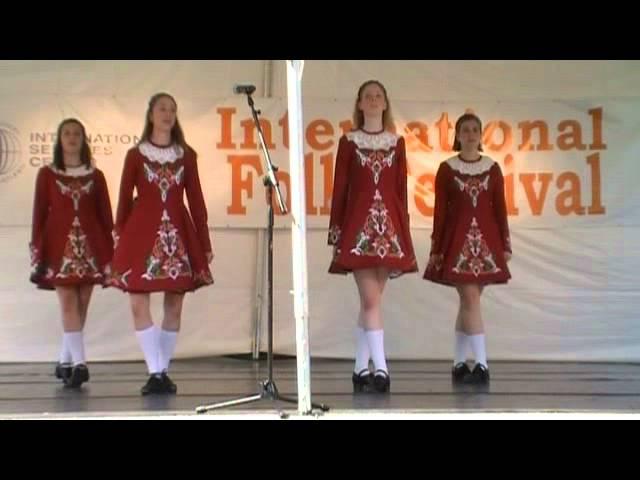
[328,129,418,278]
[29,164,114,290]
[107,141,213,293]
[424,155,512,286]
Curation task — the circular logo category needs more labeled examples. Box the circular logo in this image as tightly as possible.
[0,123,23,182]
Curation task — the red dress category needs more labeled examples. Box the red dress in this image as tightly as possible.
[424,155,512,286]
[107,141,213,293]
[328,129,418,278]
[29,164,114,290]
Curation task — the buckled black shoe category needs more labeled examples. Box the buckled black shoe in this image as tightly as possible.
[451,362,471,384]
[64,364,89,388]
[372,370,390,393]
[55,362,73,381]
[352,369,373,393]
[463,363,490,385]
[141,374,166,395]
[161,372,177,394]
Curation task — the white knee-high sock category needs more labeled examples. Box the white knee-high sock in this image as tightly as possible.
[158,329,179,373]
[354,326,370,374]
[468,334,488,368]
[454,332,469,365]
[135,325,161,375]
[365,329,388,374]
[66,331,86,366]
[59,333,73,364]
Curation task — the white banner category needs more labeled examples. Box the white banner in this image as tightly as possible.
[2,97,637,231]
[1,92,639,363]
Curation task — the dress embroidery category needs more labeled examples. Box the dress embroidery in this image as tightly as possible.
[56,217,101,280]
[143,163,184,203]
[454,175,490,208]
[350,190,404,259]
[452,217,501,277]
[142,210,192,281]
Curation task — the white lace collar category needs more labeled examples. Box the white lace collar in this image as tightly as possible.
[346,129,399,151]
[445,155,494,175]
[48,164,94,177]
[138,141,184,164]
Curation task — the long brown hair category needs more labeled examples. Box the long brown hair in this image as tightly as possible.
[453,113,484,152]
[52,118,92,171]
[139,92,188,151]
[351,80,395,131]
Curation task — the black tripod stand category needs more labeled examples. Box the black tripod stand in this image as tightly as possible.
[196,86,329,415]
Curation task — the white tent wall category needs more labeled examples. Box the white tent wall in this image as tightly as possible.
[3,60,639,100]
[0,61,270,362]
[0,60,639,363]
[275,60,640,101]
[273,60,640,363]
[0,60,266,98]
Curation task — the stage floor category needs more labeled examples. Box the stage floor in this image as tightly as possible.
[1,357,639,418]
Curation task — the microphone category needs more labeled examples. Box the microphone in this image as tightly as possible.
[233,84,256,95]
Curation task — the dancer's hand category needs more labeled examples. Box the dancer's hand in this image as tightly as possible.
[428,254,442,270]
[206,251,214,264]
[504,252,512,263]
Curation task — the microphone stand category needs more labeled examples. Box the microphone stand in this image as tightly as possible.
[196,88,329,415]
